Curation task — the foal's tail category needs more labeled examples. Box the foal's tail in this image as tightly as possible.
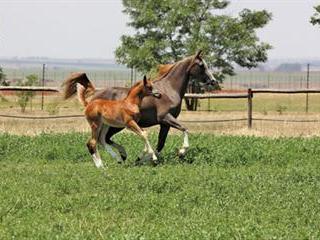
[62,72,96,106]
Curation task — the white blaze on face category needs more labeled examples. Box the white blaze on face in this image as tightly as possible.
[202,59,216,83]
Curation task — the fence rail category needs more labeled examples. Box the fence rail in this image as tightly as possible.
[251,89,320,94]
[184,93,249,99]
[0,86,59,92]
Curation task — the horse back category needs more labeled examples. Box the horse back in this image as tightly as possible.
[92,87,129,101]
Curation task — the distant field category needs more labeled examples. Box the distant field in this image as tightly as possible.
[224,71,320,89]
[195,92,320,112]
[0,132,320,239]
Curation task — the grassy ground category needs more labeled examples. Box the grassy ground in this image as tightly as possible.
[1,132,320,239]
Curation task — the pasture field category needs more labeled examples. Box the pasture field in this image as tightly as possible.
[2,91,320,113]
[3,91,320,137]
[1,132,320,239]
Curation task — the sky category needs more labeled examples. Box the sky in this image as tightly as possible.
[0,0,319,60]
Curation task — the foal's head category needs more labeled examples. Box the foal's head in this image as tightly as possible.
[141,76,161,98]
[188,50,219,89]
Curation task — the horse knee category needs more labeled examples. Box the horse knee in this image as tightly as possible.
[87,139,97,155]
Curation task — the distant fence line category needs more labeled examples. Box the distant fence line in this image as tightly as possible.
[1,86,320,128]
[2,64,320,89]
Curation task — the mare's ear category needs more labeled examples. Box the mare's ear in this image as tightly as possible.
[143,75,147,85]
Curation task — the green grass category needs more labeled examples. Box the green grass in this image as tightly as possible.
[1,132,320,239]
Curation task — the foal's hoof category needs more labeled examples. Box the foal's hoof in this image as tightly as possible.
[151,159,160,167]
[178,148,187,158]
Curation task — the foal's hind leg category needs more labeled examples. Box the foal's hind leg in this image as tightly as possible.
[87,120,104,168]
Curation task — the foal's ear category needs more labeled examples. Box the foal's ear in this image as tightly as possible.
[195,50,203,59]
[143,75,147,86]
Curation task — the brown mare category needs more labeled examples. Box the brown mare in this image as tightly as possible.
[79,76,160,168]
[63,51,218,164]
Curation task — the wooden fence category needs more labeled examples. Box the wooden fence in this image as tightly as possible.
[2,86,320,128]
[185,88,320,128]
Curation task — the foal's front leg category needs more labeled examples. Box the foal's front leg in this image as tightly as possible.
[126,120,158,163]
[160,113,189,158]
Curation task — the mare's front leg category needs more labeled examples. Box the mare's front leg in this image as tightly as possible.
[159,113,189,158]
[156,124,171,154]
[126,120,158,164]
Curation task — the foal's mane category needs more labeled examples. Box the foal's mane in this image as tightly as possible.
[126,80,143,96]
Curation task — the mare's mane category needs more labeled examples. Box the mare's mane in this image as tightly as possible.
[152,56,195,83]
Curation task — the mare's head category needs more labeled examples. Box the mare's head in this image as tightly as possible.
[141,76,161,98]
[187,50,219,89]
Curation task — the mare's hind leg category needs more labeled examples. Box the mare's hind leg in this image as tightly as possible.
[160,113,189,158]
[126,120,158,164]
[87,120,104,168]
[99,125,123,163]
[105,126,127,162]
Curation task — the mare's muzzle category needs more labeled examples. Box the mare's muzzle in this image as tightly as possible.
[152,89,161,98]
[205,72,219,88]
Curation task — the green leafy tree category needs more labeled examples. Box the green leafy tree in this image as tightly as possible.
[311,5,320,25]
[0,67,9,86]
[16,74,38,112]
[116,0,272,82]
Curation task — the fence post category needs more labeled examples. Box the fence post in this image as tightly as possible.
[306,63,310,113]
[248,88,253,129]
[130,67,133,87]
[41,64,46,110]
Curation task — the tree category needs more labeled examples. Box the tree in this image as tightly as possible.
[0,66,9,86]
[116,0,272,82]
[16,74,38,113]
[311,5,320,25]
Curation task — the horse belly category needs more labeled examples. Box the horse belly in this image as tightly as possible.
[103,117,126,128]
[138,108,158,127]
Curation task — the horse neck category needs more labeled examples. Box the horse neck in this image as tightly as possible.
[164,57,193,97]
[125,83,144,106]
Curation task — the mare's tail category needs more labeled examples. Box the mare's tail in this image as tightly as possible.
[62,72,96,107]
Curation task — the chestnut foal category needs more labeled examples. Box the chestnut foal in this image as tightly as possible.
[83,76,160,168]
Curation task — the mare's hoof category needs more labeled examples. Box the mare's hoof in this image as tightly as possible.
[134,157,143,166]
